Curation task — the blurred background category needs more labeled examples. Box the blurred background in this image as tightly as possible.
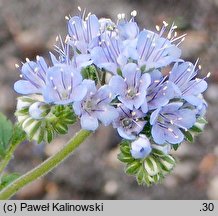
[0,0,218,199]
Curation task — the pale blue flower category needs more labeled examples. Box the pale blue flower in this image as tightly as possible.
[14,56,48,95]
[113,105,146,140]
[91,36,126,74]
[109,63,151,110]
[73,80,119,131]
[150,102,196,144]
[67,14,100,54]
[136,26,181,70]
[43,64,86,104]
[169,61,208,106]
[146,69,174,111]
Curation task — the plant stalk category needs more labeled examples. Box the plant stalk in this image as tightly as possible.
[0,129,91,200]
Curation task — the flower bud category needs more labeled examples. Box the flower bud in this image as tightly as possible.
[15,96,76,143]
[130,135,152,159]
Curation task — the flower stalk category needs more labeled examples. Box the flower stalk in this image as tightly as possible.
[0,129,91,200]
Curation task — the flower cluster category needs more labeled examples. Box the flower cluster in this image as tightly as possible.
[14,8,209,185]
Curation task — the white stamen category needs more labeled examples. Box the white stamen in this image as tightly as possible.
[163,86,168,91]
[15,64,19,68]
[168,128,173,132]
[34,67,39,72]
[65,35,70,43]
[36,55,40,61]
[147,34,151,38]
[207,72,211,78]
[154,80,160,83]
[78,6,82,11]
[170,120,174,124]
[121,13,125,19]
[132,111,136,116]
[55,36,59,42]
[156,25,160,31]
[127,89,131,94]
[187,68,191,72]
[117,14,122,20]
[163,21,168,27]
[131,10,137,17]
[26,58,30,62]
[65,16,69,20]
[198,65,202,70]
[19,74,23,78]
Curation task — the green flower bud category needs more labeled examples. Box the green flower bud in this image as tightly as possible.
[16,96,77,143]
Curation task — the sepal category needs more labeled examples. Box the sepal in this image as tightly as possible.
[118,140,176,186]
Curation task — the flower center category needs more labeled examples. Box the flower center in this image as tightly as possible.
[121,118,133,129]
[126,87,137,99]
[83,99,94,112]
[61,91,69,100]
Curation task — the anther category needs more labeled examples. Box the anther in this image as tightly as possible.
[131,10,137,17]
[132,111,136,116]
[156,25,160,31]
[163,21,168,27]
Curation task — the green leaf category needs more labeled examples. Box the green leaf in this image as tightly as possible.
[0,113,13,158]
[10,125,26,147]
[0,173,20,190]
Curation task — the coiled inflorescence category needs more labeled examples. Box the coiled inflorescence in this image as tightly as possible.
[14,8,209,185]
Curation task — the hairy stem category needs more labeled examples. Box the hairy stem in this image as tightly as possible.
[0,129,92,200]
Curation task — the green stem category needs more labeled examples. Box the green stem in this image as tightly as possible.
[0,129,92,200]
